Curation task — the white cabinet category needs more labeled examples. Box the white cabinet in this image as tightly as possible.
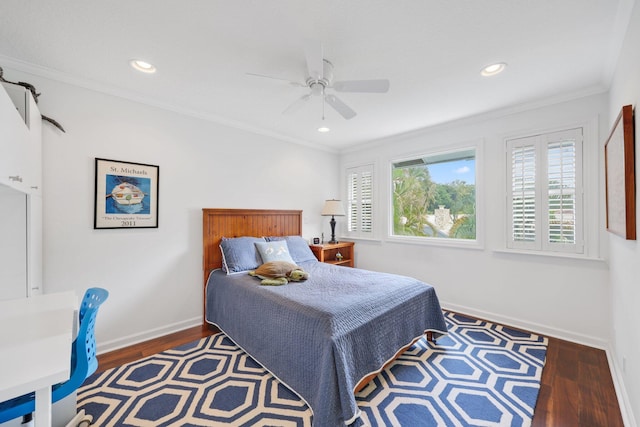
[0,82,42,195]
[0,186,27,300]
[0,82,43,299]
[27,194,43,295]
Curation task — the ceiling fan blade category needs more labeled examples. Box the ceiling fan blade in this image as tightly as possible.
[325,94,356,120]
[283,94,311,115]
[246,72,304,87]
[333,79,390,93]
[304,39,324,80]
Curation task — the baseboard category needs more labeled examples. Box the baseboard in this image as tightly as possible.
[606,345,637,427]
[441,302,609,350]
[98,316,202,354]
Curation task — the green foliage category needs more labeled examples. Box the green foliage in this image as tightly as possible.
[450,215,476,239]
[429,180,475,217]
[392,166,435,236]
[393,165,476,239]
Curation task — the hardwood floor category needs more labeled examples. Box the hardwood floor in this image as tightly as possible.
[96,324,220,373]
[96,325,624,426]
[531,337,624,427]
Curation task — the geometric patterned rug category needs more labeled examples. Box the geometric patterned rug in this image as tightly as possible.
[77,311,547,426]
[356,311,548,426]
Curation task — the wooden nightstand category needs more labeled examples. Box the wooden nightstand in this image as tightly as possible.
[310,241,355,267]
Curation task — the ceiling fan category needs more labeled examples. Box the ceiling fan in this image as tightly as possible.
[247,41,390,120]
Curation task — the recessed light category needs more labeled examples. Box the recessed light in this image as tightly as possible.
[481,62,506,77]
[130,59,157,74]
[317,126,330,133]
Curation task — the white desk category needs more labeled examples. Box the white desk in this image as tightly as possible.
[0,292,77,427]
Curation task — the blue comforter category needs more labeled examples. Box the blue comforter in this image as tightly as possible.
[205,260,448,426]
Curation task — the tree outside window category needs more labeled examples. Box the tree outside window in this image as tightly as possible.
[392,148,476,240]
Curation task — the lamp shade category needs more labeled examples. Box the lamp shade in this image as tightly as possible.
[321,199,346,216]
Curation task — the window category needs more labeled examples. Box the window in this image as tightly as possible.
[346,164,374,238]
[506,128,583,254]
[391,148,476,241]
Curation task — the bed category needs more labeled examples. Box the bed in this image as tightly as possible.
[202,208,448,426]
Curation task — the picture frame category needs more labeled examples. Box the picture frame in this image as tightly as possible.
[604,105,635,240]
[94,158,159,229]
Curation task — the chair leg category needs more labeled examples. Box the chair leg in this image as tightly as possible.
[64,409,93,427]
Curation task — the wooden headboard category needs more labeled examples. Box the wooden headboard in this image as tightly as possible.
[202,208,302,322]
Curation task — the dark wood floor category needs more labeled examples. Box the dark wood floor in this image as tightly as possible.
[96,324,624,427]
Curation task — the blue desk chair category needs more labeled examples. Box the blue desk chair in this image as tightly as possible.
[0,288,109,424]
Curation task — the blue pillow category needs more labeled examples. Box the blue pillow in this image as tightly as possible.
[265,236,318,263]
[255,240,296,264]
[220,237,265,274]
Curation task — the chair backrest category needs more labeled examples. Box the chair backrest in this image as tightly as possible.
[52,287,109,401]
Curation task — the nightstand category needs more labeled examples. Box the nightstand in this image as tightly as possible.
[310,241,355,267]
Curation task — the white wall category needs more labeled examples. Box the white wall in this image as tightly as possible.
[340,92,611,348]
[607,1,640,425]
[5,68,339,352]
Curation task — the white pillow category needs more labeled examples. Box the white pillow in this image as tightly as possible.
[254,240,295,264]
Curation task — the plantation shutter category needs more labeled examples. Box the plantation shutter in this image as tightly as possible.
[346,164,374,237]
[361,170,372,232]
[544,129,582,252]
[348,171,359,232]
[506,128,583,253]
[508,138,539,250]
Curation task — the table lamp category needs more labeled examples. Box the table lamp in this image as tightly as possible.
[321,199,345,244]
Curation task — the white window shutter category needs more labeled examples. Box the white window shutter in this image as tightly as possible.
[346,164,374,238]
[361,170,373,232]
[543,128,583,253]
[506,127,583,254]
[507,138,540,250]
[348,171,359,232]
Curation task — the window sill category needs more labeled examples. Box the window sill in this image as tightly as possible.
[493,248,605,262]
[340,235,484,250]
[386,235,484,250]
[338,236,382,244]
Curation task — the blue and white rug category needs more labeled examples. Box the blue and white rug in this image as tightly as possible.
[77,311,547,426]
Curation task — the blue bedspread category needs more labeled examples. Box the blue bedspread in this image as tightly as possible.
[205,260,448,426]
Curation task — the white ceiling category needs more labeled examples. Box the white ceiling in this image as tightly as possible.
[0,1,630,151]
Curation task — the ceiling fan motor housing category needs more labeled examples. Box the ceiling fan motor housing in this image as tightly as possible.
[306,59,334,95]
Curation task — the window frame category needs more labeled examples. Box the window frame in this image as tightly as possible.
[505,127,584,255]
[388,142,483,249]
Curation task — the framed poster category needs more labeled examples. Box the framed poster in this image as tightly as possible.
[94,158,159,229]
[604,105,635,239]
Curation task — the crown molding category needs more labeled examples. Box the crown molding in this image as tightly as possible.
[0,54,338,154]
[341,84,608,154]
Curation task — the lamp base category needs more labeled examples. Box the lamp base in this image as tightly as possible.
[329,216,337,244]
